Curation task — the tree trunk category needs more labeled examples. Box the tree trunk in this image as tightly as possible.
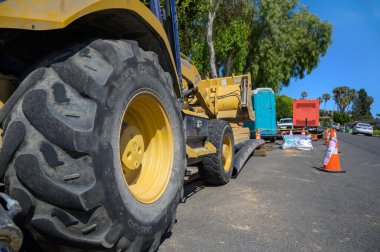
[207,0,219,78]
[225,49,237,76]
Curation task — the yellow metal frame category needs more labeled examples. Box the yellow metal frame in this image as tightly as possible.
[0,0,178,88]
[181,54,254,123]
[183,73,254,122]
[0,1,162,31]
[182,109,209,119]
[186,141,217,159]
[181,53,202,88]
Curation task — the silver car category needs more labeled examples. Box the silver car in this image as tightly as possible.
[278,118,293,129]
[352,123,373,136]
[332,122,341,131]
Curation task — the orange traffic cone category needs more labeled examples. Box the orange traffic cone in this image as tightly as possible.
[256,128,261,140]
[317,133,345,173]
[330,129,340,152]
[312,134,318,141]
[325,129,330,145]
[301,128,306,136]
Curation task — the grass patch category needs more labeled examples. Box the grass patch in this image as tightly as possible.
[374,130,380,136]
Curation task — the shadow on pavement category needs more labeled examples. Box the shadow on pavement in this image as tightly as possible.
[182,179,205,203]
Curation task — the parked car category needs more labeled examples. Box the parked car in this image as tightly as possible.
[307,126,325,138]
[278,118,293,129]
[352,123,373,136]
[332,122,341,131]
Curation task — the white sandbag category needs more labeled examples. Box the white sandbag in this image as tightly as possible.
[281,135,313,150]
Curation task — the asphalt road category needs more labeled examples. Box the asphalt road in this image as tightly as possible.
[160,133,380,251]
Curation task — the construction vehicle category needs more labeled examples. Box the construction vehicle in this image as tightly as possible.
[0,1,260,251]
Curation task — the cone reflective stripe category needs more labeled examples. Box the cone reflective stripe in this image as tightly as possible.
[323,138,337,166]
[256,128,261,140]
[325,129,330,145]
[330,129,336,137]
[331,129,340,152]
[301,128,306,136]
[318,134,345,173]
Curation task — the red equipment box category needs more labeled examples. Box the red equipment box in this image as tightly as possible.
[293,99,320,127]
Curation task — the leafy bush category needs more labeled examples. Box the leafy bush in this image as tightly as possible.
[276,95,293,121]
[332,112,351,124]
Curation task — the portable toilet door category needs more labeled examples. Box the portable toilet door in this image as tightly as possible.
[253,88,276,136]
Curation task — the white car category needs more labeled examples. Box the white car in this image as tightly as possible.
[332,122,341,131]
[352,123,373,136]
[278,118,293,129]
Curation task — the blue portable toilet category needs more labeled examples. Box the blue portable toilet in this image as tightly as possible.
[244,88,277,140]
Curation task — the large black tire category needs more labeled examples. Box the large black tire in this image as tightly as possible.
[198,120,234,185]
[0,39,186,251]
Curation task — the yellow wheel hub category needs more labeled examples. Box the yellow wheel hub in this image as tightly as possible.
[222,134,233,172]
[121,126,144,171]
[119,92,174,204]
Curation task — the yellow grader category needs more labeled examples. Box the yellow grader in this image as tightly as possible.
[0,1,262,251]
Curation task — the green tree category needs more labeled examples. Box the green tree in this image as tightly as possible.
[332,86,356,113]
[318,97,323,107]
[215,19,250,76]
[245,0,332,92]
[177,0,252,77]
[177,0,211,76]
[177,0,332,92]
[301,91,308,99]
[276,95,293,121]
[214,0,252,76]
[322,93,330,110]
[206,0,221,78]
[351,88,374,120]
[333,112,351,124]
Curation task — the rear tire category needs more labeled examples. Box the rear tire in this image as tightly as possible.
[198,120,234,185]
[0,39,185,251]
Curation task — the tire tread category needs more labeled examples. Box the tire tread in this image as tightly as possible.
[198,120,234,185]
[2,39,183,251]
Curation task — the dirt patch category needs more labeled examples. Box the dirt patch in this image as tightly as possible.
[282,149,309,157]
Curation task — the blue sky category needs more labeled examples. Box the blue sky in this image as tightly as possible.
[280,0,380,116]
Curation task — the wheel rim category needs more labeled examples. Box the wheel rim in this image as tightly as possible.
[119,92,174,204]
[222,134,233,172]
